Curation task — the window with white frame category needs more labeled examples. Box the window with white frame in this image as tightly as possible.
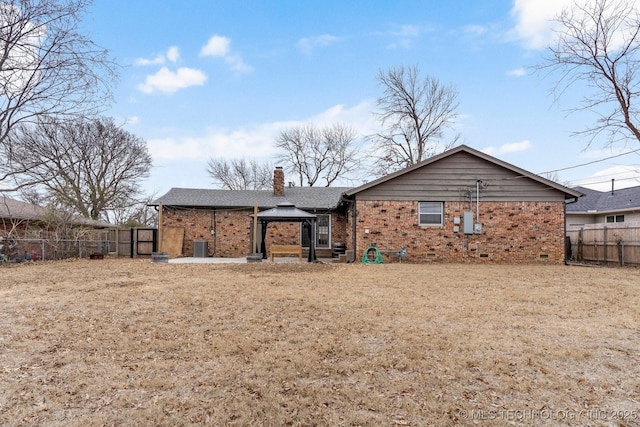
[418,202,443,226]
[606,214,624,223]
[301,214,331,248]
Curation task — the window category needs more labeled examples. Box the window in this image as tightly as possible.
[301,214,330,248]
[419,202,443,226]
[606,214,624,223]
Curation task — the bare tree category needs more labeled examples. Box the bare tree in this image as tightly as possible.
[0,0,117,190]
[207,158,273,190]
[541,0,640,146]
[107,193,158,227]
[5,116,152,221]
[373,65,459,174]
[275,123,361,187]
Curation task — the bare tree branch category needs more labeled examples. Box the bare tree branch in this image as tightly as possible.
[0,0,117,190]
[5,116,151,221]
[372,65,459,174]
[539,0,640,147]
[275,123,361,187]
[207,158,273,190]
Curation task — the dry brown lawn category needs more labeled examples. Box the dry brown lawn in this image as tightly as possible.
[1,259,639,426]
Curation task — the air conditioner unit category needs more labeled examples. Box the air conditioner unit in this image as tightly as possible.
[193,241,208,257]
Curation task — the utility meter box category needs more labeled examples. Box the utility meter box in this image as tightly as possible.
[463,211,474,234]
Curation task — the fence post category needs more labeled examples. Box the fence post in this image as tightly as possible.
[603,226,607,264]
[577,228,583,261]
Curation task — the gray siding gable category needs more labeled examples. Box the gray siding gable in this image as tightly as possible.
[346,145,582,202]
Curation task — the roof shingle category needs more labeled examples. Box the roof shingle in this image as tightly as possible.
[567,185,640,213]
[150,187,350,210]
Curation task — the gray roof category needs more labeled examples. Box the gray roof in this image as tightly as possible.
[344,144,583,199]
[150,187,351,210]
[567,185,640,213]
[0,196,48,221]
[0,196,112,228]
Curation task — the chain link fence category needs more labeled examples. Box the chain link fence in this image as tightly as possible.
[0,236,114,262]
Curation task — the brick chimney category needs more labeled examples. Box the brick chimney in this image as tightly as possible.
[273,166,285,196]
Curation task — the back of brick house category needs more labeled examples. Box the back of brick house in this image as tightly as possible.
[153,145,581,264]
[343,145,582,264]
[155,167,350,259]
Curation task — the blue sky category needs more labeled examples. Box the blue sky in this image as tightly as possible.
[83,0,640,195]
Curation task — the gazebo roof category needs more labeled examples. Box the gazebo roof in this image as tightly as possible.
[253,201,317,221]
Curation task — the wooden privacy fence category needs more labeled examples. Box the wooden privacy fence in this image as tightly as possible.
[566,223,640,266]
[106,228,157,258]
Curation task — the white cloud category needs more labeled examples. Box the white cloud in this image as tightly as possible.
[509,0,640,50]
[166,46,180,63]
[199,35,252,73]
[482,140,532,155]
[391,24,421,38]
[135,46,181,66]
[147,101,378,161]
[384,24,423,49]
[137,66,207,94]
[224,54,252,73]
[577,165,640,191]
[134,55,165,66]
[507,67,526,77]
[509,0,572,49]
[200,35,230,57]
[296,34,340,55]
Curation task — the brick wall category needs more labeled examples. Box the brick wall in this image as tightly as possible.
[163,208,251,257]
[354,200,566,264]
[162,207,349,258]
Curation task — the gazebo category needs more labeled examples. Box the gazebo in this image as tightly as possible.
[253,201,317,262]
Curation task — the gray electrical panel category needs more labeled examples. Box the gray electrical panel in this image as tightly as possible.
[463,211,474,234]
[193,241,208,257]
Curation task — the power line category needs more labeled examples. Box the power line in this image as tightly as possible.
[571,176,640,187]
[565,167,640,184]
[538,147,640,175]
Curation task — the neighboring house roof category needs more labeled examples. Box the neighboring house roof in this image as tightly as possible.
[567,185,640,214]
[0,196,112,228]
[0,196,48,221]
[344,144,583,199]
[150,187,350,210]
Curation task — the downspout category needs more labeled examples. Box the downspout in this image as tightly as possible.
[476,180,480,227]
[211,209,217,256]
[351,198,357,263]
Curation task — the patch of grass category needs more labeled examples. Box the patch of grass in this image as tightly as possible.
[1,260,639,426]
